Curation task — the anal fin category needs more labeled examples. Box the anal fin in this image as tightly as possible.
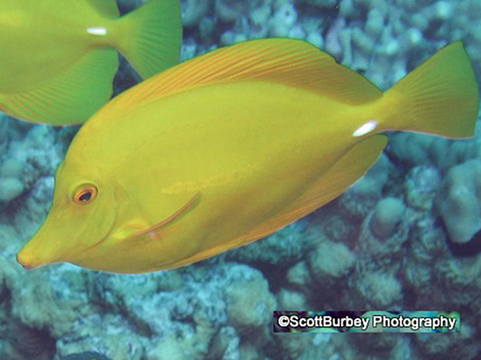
[1,48,117,125]
[237,135,388,245]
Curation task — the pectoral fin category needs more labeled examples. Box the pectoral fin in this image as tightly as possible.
[127,192,201,241]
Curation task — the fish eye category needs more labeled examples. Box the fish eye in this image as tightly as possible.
[73,185,98,205]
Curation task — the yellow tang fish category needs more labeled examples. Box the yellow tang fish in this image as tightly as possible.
[0,0,181,125]
[17,39,479,273]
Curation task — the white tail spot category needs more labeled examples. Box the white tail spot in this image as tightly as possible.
[87,27,108,36]
[353,120,378,137]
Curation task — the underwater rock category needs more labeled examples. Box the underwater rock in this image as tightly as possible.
[389,132,480,172]
[198,17,216,43]
[352,24,378,53]
[238,342,263,360]
[355,271,403,309]
[365,8,386,36]
[249,1,272,31]
[435,254,481,308]
[388,133,438,167]
[8,264,91,335]
[216,0,250,23]
[437,159,481,244]
[269,3,298,37]
[348,315,417,360]
[405,165,442,211]
[338,153,392,220]
[404,216,481,319]
[0,123,64,219]
[22,176,55,224]
[6,321,56,360]
[0,224,17,254]
[356,199,410,272]
[321,213,358,244]
[61,352,112,360]
[56,321,144,360]
[1,257,105,358]
[148,334,197,360]
[2,252,142,360]
[308,239,355,288]
[324,18,346,60]
[350,331,401,354]
[415,324,481,360]
[24,125,56,149]
[401,216,449,307]
[206,326,240,360]
[190,312,219,358]
[93,271,178,311]
[278,333,311,360]
[277,288,308,310]
[225,220,311,268]
[0,158,24,179]
[369,197,406,240]
[0,115,8,154]
[0,177,24,203]
[94,270,223,336]
[286,260,311,289]
[69,263,278,359]
[225,265,276,338]
[296,0,338,9]
[409,217,448,264]
[183,0,212,27]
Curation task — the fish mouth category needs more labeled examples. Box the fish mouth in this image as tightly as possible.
[16,252,33,270]
[16,231,65,270]
[16,249,49,270]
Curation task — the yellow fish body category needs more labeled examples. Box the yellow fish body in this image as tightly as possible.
[17,39,479,273]
[0,0,181,125]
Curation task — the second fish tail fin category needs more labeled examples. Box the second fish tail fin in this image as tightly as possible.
[382,41,479,139]
[115,0,182,79]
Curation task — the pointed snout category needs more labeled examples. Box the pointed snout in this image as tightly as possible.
[16,244,46,270]
[16,251,35,270]
[16,231,62,270]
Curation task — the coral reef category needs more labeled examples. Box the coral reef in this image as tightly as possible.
[225,220,311,268]
[1,0,481,359]
[369,197,406,240]
[436,159,481,244]
[61,352,112,360]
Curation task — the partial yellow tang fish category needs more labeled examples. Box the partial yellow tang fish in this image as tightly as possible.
[17,39,479,273]
[0,0,181,125]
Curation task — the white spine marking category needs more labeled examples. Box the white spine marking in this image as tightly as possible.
[87,27,108,36]
[353,120,378,137]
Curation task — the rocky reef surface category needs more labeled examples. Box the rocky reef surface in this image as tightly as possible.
[1,0,481,359]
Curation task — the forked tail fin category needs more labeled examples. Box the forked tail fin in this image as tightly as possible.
[382,41,479,138]
[115,0,182,79]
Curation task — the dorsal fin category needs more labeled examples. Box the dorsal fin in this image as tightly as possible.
[101,38,383,117]
[87,0,119,18]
